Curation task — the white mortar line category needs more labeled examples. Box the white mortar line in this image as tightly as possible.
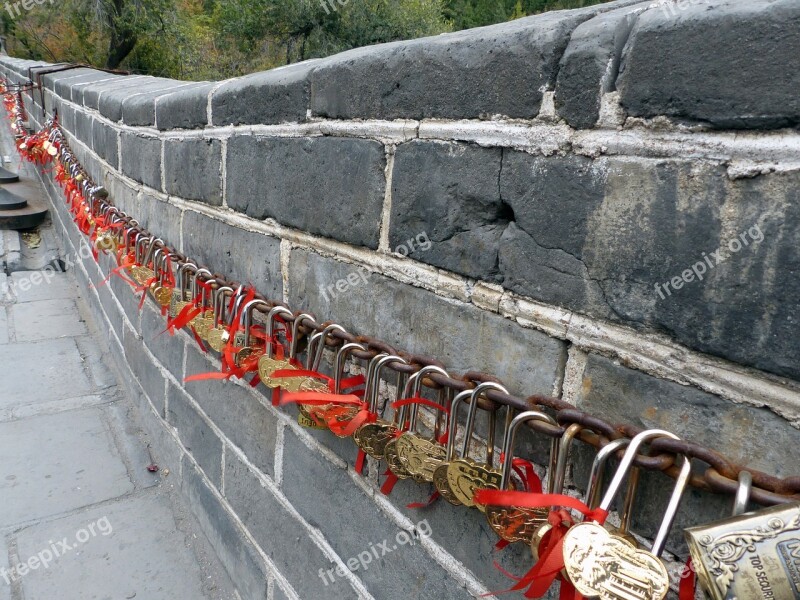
[560,346,589,408]
[207,79,233,127]
[279,239,292,306]
[273,422,285,488]
[377,145,395,253]
[160,138,166,193]
[54,93,800,165]
[220,137,228,208]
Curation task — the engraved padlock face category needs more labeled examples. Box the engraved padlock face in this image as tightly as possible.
[318,405,360,438]
[394,433,447,483]
[563,522,670,600]
[685,502,800,600]
[433,463,463,506]
[257,356,293,388]
[153,285,173,307]
[207,326,228,352]
[446,458,503,511]
[384,437,414,479]
[354,421,397,459]
[487,505,549,544]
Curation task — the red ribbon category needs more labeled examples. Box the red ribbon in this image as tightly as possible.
[679,557,696,600]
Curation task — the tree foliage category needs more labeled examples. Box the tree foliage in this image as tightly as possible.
[1,0,611,79]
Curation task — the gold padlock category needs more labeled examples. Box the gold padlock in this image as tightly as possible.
[483,414,561,544]
[256,306,295,386]
[444,382,513,512]
[316,341,370,436]
[562,429,692,600]
[170,262,197,318]
[353,354,410,453]
[531,437,635,562]
[685,471,800,600]
[432,388,478,506]
[384,365,451,483]
[206,286,237,352]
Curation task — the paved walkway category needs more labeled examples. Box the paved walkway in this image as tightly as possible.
[0,213,236,596]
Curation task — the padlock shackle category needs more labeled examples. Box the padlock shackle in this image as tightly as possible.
[598,429,691,557]
[265,306,293,358]
[404,365,449,432]
[498,409,557,489]
[333,342,366,394]
[444,390,474,461]
[733,470,752,517]
[461,382,508,467]
[305,323,346,371]
[288,313,315,359]
[585,438,630,509]
[241,299,270,347]
[363,354,403,415]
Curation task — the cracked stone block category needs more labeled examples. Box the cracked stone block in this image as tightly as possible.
[390,140,508,281]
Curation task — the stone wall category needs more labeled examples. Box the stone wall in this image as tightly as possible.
[2,0,799,597]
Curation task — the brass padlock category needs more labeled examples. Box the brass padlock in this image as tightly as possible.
[207,286,238,352]
[150,249,175,307]
[352,354,410,455]
[432,388,476,506]
[444,382,513,512]
[170,262,197,318]
[233,298,269,367]
[383,365,451,483]
[294,323,347,427]
[531,437,635,562]
[685,471,800,600]
[562,429,692,600]
[483,414,561,544]
[256,306,294,388]
[317,341,369,436]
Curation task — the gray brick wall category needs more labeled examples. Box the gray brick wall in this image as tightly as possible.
[6,1,800,596]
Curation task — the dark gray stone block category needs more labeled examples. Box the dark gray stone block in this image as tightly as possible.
[181,458,270,600]
[123,325,167,416]
[44,68,101,98]
[119,131,162,190]
[390,140,507,281]
[555,1,648,128]
[223,451,360,599]
[99,78,184,122]
[74,109,93,145]
[156,83,214,130]
[281,428,476,600]
[310,9,604,120]
[618,0,800,128]
[226,135,385,248]
[289,249,565,396]
[82,75,151,110]
[163,138,222,204]
[183,346,279,477]
[167,382,223,487]
[499,153,800,380]
[92,119,119,169]
[122,83,203,126]
[140,194,183,251]
[140,302,186,381]
[109,270,143,334]
[211,60,318,126]
[181,210,283,300]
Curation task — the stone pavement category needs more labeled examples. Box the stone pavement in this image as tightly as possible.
[0,229,238,599]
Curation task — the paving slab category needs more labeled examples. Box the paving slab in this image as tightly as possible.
[0,338,94,410]
[0,408,133,527]
[15,494,233,600]
[9,271,78,303]
[11,298,88,342]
